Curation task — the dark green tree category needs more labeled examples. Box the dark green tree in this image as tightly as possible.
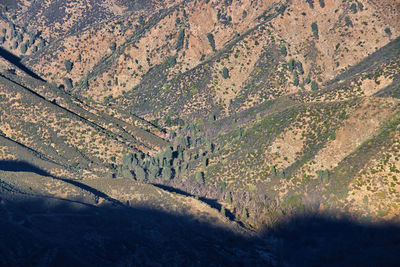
[203,158,209,167]
[135,166,147,182]
[176,28,185,51]
[110,42,116,51]
[222,67,229,79]
[148,165,159,180]
[195,171,204,184]
[311,80,319,91]
[64,60,73,72]
[311,22,319,39]
[293,72,299,86]
[225,191,232,204]
[20,43,27,54]
[241,208,248,220]
[162,167,173,180]
[220,206,226,217]
[280,45,287,56]
[206,33,216,51]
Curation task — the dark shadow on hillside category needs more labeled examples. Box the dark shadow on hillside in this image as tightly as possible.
[0,193,270,266]
[0,47,45,82]
[271,214,400,266]
[153,183,237,221]
[0,160,51,176]
[0,160,123,206]
[1,191,400,266]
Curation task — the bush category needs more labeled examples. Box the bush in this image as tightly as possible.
[148,165,159,180]
[293,72,299,86]
[195,171,204,184]
[64,78,73,90]
[345,16,353,27]
[222,67,229,79]
[64,60,73,72]
[220,206,226,216]
[12,41,18,49]
[311,80,318,91]
[225,191,232,204]
[203,158,209,167]
[350,3,357,14]
[384,27,392,37]
[295,61,304,74]
[280,45,287,56]
[20,43,27,54]
[318,0,325,8]
[162,167,173,180]
[121,168,134,179]
[206,33,216,51]
[311,22,319,39]
[110,42,116,51]
[317,169,330,183]
[288,59,295,72]
[176,28,185,51]
[241,208,248,220]
[306,0,314,9]
[135,166,147,182]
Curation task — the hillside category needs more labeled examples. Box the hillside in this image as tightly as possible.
[0,0,400,265]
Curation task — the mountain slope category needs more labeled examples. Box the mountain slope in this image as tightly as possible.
[0,0,399,251]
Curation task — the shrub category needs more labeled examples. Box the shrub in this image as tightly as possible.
[311,22,319,39]
[176,28,185,51]
[293,72,299,86]
[64,78,73,90]
[295,61,304,74]
[220,206,226,216]
[135,166,147,182]
[195,171,204,184]
[110,42,116,51]
[384,27,392,37]
[12,41,18,49]
[208,113,216,122]
[225,191,232,204]
[317,169,330,183]
[241,208,248,220]
[318,0,325,8]
[222,67,229,79]
[345,16,353,27]
[20,43,27,53]
[164,146,173,161]
[206,33,216,51]
[162,167,173,180]
[306,0,314,9]
[280,45,287,56]
[64,60,73,72]
[305,75,311,84]
[121,168,134,179]
[350,3,357,14]
[288,59,295,72]
[148,166,159,180]
[311,80,318,91]
[203,158,209,167]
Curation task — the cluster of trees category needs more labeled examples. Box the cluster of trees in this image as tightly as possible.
[115,122,217,185]
[0,23,45,54]
[288,59,304,87]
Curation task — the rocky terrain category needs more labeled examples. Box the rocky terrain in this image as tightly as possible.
[0,0,400,265]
